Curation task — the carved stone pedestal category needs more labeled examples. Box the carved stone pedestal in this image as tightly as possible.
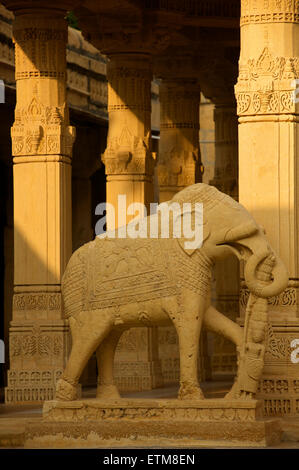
[24,398,281,448]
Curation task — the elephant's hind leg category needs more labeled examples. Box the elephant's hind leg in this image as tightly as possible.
[56,311,113,401]
[96,328,125,399]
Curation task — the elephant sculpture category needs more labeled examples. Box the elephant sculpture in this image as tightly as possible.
[55,183,288,401]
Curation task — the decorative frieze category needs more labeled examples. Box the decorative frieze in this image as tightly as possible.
[241,0,299,25]
[265,325,297,361]
[258,376,299,416]
[5,386,56,403]
[240,285,298,311]
[145,1,240,18]
[43,398,262,423]
[235,47,299,115]
[263,398,292,416]
[13,293,61,311]
[7,368,63,387]
[5,368,63,403]
[11,94,75,158]
[14,27,67,80]
[9,326,67,359]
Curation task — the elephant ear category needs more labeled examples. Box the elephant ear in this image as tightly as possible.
[174,207,210,256]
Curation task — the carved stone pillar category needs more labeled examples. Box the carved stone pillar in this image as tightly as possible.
[236,0,299,416]
[157,79,202,203]
[4,9,75,403]
[209,103,239,377]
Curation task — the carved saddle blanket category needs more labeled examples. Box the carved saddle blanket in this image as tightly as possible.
[86,238,177,310]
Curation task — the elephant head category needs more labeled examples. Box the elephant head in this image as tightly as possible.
[171,183,289,299]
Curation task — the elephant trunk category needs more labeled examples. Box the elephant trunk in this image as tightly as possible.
[244,251,289,299]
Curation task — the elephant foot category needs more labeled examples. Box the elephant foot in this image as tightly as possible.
[178,383,205,400]
[224,380,254,400]
[55,377,77,401]
[96,384,120,400]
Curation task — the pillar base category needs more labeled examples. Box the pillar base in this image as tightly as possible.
[240,288,299,417]
[257,321,299,417]
[5,317,70,404]
[5,369,62,404]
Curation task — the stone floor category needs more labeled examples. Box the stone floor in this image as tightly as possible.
[0,381,299,448]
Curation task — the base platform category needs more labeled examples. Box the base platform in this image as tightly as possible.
[23,398,281,448]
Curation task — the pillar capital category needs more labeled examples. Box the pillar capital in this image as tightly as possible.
[10,12,75,160]
[236,0,299,117]
[235,46,299,116]
[103,52,155,180]
[157,77,201,202]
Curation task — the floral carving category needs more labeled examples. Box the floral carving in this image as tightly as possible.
[12,96,75,158]
[265,323,294,360]
[235,47,299,115]
[13,293,61,311]
[10,327,63,359]
[240,287,297,309]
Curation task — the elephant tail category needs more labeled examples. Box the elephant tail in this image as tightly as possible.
[61,243,89,319]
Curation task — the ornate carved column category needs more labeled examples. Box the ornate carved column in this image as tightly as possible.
[210,101,239,377]
[4,6,75,403]
[157,78,202,203]
[236,0,299,416]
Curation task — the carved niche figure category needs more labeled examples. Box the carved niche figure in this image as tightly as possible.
[55,184,288,401]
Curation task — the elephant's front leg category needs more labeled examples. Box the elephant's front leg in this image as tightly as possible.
[174,291,205,400]
[56,311,113,401]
